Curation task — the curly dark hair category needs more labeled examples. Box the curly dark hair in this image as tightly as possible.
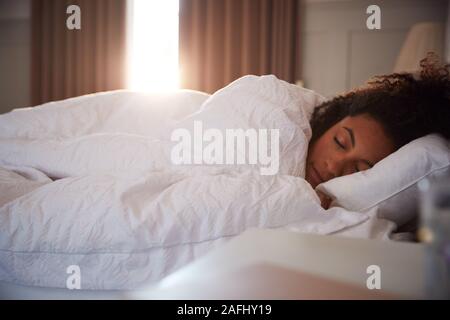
[309,52,450,150]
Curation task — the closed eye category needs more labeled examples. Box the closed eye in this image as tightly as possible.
[334,136,345,149]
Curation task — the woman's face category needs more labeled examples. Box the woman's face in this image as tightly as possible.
[306,114,396,189]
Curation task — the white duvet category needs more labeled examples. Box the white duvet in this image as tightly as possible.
[0,75,395,290]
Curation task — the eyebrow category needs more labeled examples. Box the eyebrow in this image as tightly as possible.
[343,126,375,168]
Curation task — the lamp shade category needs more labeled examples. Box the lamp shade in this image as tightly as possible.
[394,22,445,73]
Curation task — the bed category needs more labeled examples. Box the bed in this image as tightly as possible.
[0,75,448,294]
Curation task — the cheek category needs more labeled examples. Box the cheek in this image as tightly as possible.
[308,137,327,163]
[310,131,340,164]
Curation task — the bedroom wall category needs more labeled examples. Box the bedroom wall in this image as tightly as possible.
[0,0,31,114]
[299,0,449,97]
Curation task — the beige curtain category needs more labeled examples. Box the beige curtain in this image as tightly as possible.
[31,0,127,105]
[179,0,300,94]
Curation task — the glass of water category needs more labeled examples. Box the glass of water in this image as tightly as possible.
[418,171,450,299]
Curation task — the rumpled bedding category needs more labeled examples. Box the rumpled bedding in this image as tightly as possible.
[0,75,395,289]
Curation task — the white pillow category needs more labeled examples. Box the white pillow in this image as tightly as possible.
[316,134,450,227]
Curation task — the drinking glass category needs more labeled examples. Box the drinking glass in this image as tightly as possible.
[418,172,450,299]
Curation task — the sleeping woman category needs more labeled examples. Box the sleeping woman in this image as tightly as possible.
[306,53,450,208]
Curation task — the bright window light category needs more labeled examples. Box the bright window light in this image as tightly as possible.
[127,0,179,92]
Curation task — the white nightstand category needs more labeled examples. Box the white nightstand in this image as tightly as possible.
[131,228,425,299]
